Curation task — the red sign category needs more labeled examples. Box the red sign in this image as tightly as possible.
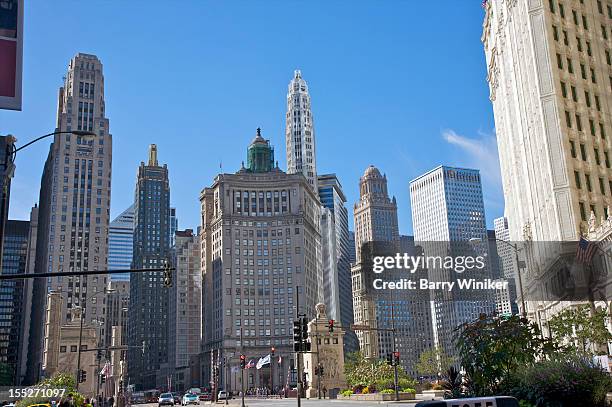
[0,0,23,110]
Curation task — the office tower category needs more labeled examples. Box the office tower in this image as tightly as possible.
[353,165,399,260]
[168,229,201,391]
[104,280,129,357]
[200,129,322,390]
[347,231,356,265]
[20,206,38,385]
[0,220,29,384]
[482,0,611,321]
[351,166,433,375]
[27,54,113,382]
[108,205,134,281]
[317,174,358,355]
[483,0,611,242]
[0,135,16,269]
[128,144,171,390]
[410,166,495,356]
[285,70,318,192]
[169,207,178,247]
[494,217,519,315]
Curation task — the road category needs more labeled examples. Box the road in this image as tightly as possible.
[136,397,428,407]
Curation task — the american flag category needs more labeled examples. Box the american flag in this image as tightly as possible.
[576,237,597,264]
[245,359,255,369]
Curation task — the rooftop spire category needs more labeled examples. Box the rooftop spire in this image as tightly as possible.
[148,144,158,166]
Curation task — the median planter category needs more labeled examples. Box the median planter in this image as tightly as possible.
[422,389,445,398]
[337,392,416,401]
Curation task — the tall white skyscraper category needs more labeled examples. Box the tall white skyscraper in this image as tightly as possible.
[482,0,611,243]
[482,0,612,323]
[410,166,494,356]
[285,70,318,192]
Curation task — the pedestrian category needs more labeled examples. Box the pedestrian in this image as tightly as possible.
[108,396,115,407]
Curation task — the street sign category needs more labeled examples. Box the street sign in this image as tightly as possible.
[350,324,372,331]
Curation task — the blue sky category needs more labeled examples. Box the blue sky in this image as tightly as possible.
[0,1,503,235]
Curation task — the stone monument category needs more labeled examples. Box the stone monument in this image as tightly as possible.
[303,303,347,398]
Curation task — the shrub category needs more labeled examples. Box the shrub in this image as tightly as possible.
[398,378,417,390]
[507,357,612,406]
[421,381,433,390]
[432,383,443,390]
[340,390,353,397]
[402,388,416,394]
[380,389,394,394]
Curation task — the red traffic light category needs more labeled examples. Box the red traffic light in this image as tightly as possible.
[240,354,245,361]
[271,346,275,355]
[328,319,335,332]
[393,351,400,359]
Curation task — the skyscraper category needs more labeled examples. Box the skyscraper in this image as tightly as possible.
[482,0,611,322]
[352,166,433,374]
[168,229,201,391]
[317,174,358,355]
[200,129,322,390]
[410,166,494,356]
[108,204,134,281]
[128,144,171,390]
[285,70,318,192]
[0,220,30,384]
[30,54,112,362]
[483,0,611,243]
[353,165,399,259]
[493,217,519,315]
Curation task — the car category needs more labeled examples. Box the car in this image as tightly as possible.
[197,393,211,402]
[217,391,229,400]
[172,394,181,405]
[158,393,175,407]
[181,393,199,406]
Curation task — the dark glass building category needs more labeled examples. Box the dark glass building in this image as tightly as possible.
[127,144,171,390]
[0,220,29,384]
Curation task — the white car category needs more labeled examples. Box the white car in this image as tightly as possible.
[182,393,199,406]
[217,391,229,400]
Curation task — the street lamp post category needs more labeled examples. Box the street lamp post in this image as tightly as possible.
[76,288,115,392]
[469,237,527,317]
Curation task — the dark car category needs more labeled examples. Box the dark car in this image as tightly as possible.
[172,394,181,405]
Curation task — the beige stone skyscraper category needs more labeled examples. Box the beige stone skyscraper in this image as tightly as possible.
[483,0,611,241]
[36,53,112,347]
[482,1,611,320]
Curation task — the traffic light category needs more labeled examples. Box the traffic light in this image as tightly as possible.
[386,353,393,365]
[328,319,335,333]
[303,340,311,352]
[78,369,87,383]
[240,354,246,369]
[96,349,103,360]
[301,316,309,340]
[314,366,319,376]
[270,346,275,357]
[293,319,302,352]
[393,351,400,365]
[319,365,324,376]
[163,260,172,287]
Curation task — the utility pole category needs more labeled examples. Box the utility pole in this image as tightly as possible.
[240,329,245,407]
[295,287,301,407]
[391,303,399,402]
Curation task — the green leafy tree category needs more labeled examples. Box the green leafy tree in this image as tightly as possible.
[16,372,84,407]
[454,313,558,396]
[548,304,612,354]
[415,347,455,378]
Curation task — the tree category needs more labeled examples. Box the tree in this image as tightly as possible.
[16,372,84,407]
[454,313,558,396]
[548,304,612,354]
[415,347,455,379]
[344,351,415,391]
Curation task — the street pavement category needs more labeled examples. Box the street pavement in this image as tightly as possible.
[135,396,431,407]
